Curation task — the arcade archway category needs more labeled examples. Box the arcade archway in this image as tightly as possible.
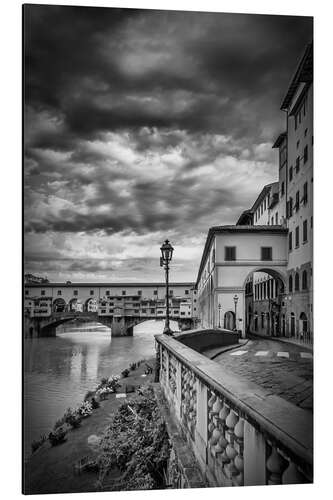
[53,298,66,313]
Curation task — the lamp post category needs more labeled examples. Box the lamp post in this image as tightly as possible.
[160,239,174,335]
[218,303,222,328]
[233,294,239,331]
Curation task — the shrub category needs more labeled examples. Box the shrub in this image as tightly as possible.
[78,401,93,418]
[84,390,95,401]
[66,412,82,429]
[95,385,170,491]
[121,368,130,378]
[129,362,137,371]
[48,427,67,446]
[91,397,100,409]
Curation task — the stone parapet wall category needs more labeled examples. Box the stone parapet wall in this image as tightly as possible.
[155,333,313,487]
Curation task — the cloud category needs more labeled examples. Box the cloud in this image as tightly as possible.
[23,6,313,281]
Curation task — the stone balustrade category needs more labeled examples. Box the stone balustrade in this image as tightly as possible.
[156,334,313,488]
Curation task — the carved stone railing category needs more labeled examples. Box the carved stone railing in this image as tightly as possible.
[155,334,313,487]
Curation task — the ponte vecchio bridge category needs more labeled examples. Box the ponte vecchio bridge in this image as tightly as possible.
[24,282,197,337]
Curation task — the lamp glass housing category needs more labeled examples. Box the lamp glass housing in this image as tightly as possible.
[160,239,174,263]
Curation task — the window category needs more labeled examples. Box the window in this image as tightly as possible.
[295,191,300,212]
[261,314,265,328]
[271,216,274,225]
[304,145,308,164]
[138,290,142,296]
[106,291,110,296]
[90,290,94,295]
[289,275,293,293]
[142,309,147,313]
[281,181,285,197]
[169,290,173,297]
[57,290,62,296]
[41,290,45,296]
[150,309,155,314]
[295,273,300,291]
[287,197,293,218]
[134,309,139,314]
[181,312,185,316]
[275,212,278,225]
[74,290,78,296]
[185,290,189,295]
[289,166,293,182]
[295,226,299,248]
[303,182,308,205]
[295,156,300,173]
[122,290,126,295]
[289,232,292,251]
[101,309,106,314]
[173,310,179,314]
[261,247,272,261]
[302,271,308,290]
[225,246,236,261]
[303,220,308,243]
[154,290,158,295]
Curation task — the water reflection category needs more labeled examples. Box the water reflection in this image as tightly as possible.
[24,319,179,456]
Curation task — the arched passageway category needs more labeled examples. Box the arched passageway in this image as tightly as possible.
[85,298,98,313]
[224,311,235,331]
[244,268,286,338]
[53,298,66,313]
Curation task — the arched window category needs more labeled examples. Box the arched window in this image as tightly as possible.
[295,273,300,291]
[289,275,293,293]
[300,312,308,334]
[302,270,308,290]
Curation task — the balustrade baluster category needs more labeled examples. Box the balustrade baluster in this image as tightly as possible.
[224,409,239,478]
[266,446,288,485]
[282,460,306,484]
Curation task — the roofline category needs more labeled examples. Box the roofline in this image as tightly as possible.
[280,41,313,111]
[195,225,288,286]
[272,132,287,149]
[250,182,279,212]
[24,282,195,288]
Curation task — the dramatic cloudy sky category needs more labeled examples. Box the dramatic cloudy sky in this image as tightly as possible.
[24,5,312,282]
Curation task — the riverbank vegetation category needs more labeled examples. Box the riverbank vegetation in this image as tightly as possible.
[95,385,170,491]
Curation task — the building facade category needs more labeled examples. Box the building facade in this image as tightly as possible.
[24,282,197,322]
[197,42,313,344]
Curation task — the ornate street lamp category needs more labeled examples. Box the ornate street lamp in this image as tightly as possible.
[233,294,239,331]
[218,303,222,328]
[160,239,174,336]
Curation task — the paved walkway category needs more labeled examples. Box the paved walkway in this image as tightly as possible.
[213,339,313,412]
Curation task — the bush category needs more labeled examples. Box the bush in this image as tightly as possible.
[48,427,67,446]
[91,397,100,409]
[95,385,170,491]
[129,362,137,371]
[84,390,95,401]
[121,368,130,378]
[66,412,82,429]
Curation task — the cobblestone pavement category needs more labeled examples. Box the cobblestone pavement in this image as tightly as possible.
[213,338,313,412]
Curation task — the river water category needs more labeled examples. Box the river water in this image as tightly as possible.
[24,319,178,457]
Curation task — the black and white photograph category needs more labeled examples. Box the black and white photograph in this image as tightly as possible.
[22,3,313,495]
